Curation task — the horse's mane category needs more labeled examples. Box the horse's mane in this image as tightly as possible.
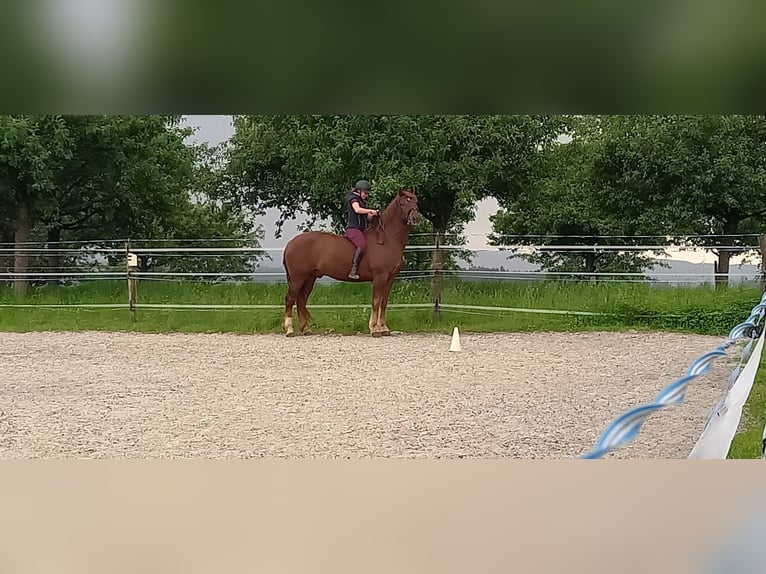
[377,192,406,222]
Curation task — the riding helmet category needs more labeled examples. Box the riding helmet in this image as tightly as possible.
[354,179,371,191]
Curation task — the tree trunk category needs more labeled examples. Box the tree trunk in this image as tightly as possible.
[713,253,732,288]
[13,199,31,294]
[430,229,445,322]
[714,221,738,289]
[46,226,62,287]
[0,226,13,286]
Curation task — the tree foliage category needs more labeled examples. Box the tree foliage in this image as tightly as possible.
[225,115,565,245]
[0,115,259,290]
[489,116,665,276]
[589,115,766,284]
[4,114,762,293]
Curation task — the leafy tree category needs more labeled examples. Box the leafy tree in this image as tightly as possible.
[489,116,667,279]
[398,218,474,294]
[590,115,766,286]
[225,114,565,260]
[0,115,260,291]
[0,115,72,291]
[130,142,265,278]
[40,115,194,242]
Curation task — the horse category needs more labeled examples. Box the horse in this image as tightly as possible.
[282,187,422,337]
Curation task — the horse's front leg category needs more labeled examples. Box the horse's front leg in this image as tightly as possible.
[369,275,386,337]
[378,274,396,335]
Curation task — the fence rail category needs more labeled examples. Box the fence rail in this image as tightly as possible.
[3,233,766,306]
[2,234,766,317]
[0,244,763,254]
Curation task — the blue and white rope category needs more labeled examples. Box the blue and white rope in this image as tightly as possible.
[580,293,766,459]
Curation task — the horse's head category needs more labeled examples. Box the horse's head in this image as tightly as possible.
[393,187,421,227]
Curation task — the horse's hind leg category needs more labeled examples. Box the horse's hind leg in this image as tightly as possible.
[284,282,300,337]
[297,275,317,335]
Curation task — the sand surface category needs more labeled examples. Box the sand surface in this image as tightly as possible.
[0,330,734,458]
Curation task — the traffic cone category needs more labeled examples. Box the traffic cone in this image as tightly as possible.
[449,326,462,352]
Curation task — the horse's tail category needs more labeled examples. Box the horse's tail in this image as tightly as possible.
[282,250,291,283]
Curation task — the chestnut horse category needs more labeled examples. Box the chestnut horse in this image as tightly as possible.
[282,187,421,337]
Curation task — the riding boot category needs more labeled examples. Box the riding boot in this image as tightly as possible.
[348,248,363,279]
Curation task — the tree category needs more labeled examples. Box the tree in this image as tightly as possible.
[0,115,72,292]
[488,116,666,279]
[41,115,195,242]
[590,115,766,286]
[0,115,261,291]
[399,218,474,293]
[130,141,266,278]
[225,115,564,283]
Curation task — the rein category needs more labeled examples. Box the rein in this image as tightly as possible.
[375,213,386,245]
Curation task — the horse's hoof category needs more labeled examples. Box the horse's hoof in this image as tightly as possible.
[301,330,314,336]
[380,330,391,337]
[285,331,296,337]
[371,331,383,338]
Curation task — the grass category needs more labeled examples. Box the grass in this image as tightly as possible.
[727,350,766,459]
[0,278,761,337]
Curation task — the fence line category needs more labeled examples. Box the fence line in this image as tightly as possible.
[3,241,764,326]
[0,270,762,278]
[0,232,762,246]
[579,293,766,459]
[687,329,766,458]
[0,301,679,320]
[118,274,749,285]
[0,302,609,316]
[0,244,762,255]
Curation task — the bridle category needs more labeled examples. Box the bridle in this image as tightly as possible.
[373,200,419,244]
[404,203,420,226]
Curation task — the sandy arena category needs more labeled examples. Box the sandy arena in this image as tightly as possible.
[0,330,736,459]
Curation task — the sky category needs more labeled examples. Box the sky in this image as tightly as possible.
[180,115,742,266]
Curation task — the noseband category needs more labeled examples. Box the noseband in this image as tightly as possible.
[405,206,419,226]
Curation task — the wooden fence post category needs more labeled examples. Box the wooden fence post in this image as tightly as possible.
[432,232,443,322]
[126,242,138,322]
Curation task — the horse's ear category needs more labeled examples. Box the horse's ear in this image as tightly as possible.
[397,187,406,196]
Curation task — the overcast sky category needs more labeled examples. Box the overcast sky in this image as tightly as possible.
[180,115,499,250]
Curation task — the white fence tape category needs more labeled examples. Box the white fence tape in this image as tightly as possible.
[687,328,766,459]
[0,302,607,316]
[580,294,766,459]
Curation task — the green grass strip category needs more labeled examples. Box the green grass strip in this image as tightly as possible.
[0,279,760,337]
[728,350,766,459]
